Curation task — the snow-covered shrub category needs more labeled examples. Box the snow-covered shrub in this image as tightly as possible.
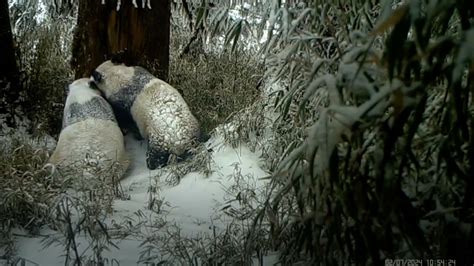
[0,125,58,231]
[137,163,272,265]
[247,1,474,264]
[165,144,214,185]
[138,220,269,265]
[42,189,118,265]
[166,0,472,263]
[0,121,122,263]
[10,2,75,136]
[214,75,319,172]
[168,29,264,134]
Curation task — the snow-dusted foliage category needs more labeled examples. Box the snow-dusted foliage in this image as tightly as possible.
[3,0,473,265]
[0,120,56,258]
[246,1,474,264]
[8,0,75,135]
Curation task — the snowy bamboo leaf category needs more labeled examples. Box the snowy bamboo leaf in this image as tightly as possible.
[311,111,331,174]
[261,5,281,54]
[327,105,360,126]
[288,8,312,36]
[308,59,331,79]
[195,1,208,29]
[338,63,377,97]
[281,7,289,39]
[371,4,409,36]
[277,41,299,61]
[277,143,306,174]
[357,79,401,117]
[300,74,336,109]
[224,19,243,52]
[210,8,229,37]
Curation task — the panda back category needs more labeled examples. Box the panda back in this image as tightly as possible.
[49,119,129,180]
[107,66,155,113]
[63,96,117,129]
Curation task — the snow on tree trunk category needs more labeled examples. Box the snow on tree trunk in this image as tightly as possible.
[71,0,170,81]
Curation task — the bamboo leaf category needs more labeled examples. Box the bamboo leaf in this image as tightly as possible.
[371,4,409,36]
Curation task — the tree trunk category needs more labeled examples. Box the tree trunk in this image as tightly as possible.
[71,0,170,81]
[0,0,21,123]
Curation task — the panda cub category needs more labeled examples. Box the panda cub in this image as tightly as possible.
[91,60,202,170]
[49,78,129,181]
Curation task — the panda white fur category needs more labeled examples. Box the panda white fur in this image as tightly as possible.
[91,60,201,170]
[49,78,129,182]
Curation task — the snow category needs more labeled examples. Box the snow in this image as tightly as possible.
[12,132,274,265]
[15,229,143,265]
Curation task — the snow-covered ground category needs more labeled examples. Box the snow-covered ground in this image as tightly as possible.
[11,133,279,265]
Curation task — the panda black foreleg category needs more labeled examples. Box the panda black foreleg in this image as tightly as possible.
[127,122,144,140]
[146,141,170,170]
[111,104,144,140]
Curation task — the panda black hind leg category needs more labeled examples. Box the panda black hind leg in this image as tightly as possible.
[146,140,170,170]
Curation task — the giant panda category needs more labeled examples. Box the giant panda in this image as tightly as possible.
[49,78,129,182]
[90,60,202,170]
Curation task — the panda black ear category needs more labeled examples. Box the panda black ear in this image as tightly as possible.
[91,70,103,83]
[111,48,131,65]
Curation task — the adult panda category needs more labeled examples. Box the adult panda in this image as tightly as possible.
[90,60,203,170]
[49,78,129,182]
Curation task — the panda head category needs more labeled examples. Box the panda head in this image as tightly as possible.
[65,78,102,108]
[90,60,135,98]
[68,78,100,96]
